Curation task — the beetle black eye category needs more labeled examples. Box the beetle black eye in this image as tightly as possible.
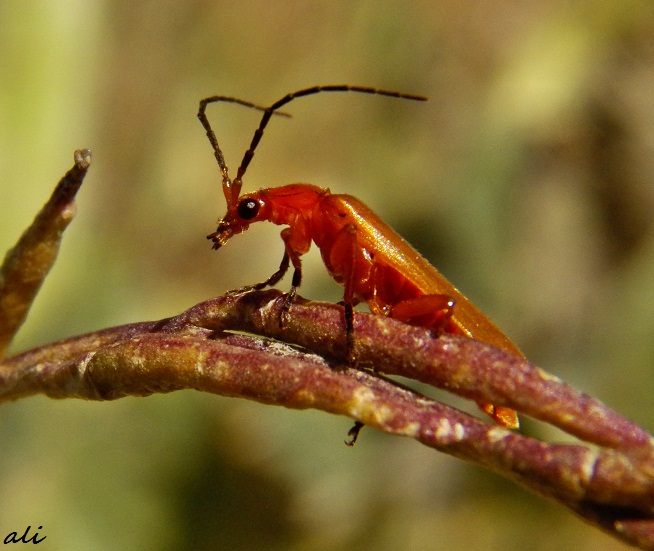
[237,199,259,220]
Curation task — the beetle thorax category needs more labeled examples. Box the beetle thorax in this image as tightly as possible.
[261,184,328,228]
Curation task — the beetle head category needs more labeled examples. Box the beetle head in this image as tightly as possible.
[207,191,269,250]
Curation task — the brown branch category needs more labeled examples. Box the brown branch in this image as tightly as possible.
[3,151,654,549]
[1,290,654,548]
[0,149,92,357]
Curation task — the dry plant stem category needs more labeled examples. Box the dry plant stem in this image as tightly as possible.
[166,291,652,450]
[2,290,654,548]
[172,292,654,548]
[0,149,92,358]
[2,154,653,548]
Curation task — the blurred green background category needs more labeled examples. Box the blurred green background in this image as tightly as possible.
[1,1,653,549]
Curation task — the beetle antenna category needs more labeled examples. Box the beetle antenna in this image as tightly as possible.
[197,97,292,206]
[199,86,427,206]
[233,85,427,187]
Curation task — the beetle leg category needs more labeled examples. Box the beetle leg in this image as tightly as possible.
[345,421,364,446]
[259,250,291,289]
[328,224,362,363]
[231,227,308,328]
[279,228,305,327]
[389,294,456,334]
[391,296,519,429]
[477,403,519,429]
[230,250,290,296]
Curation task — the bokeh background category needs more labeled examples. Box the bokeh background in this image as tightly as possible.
[1,2,653,550]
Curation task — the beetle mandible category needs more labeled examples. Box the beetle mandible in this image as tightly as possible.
[198,85,521,430]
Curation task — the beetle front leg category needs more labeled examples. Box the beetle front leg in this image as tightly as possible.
[229,250,291,295]
[278,228,305,328]
[252,250,291,290]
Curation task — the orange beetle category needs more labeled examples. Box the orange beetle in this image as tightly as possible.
[198,85,521,430]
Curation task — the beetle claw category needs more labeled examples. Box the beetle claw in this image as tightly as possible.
[345,421,364,446]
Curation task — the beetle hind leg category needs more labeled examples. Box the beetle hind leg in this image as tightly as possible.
[389,294,457,334]
[390,295,519,430]
[477,402,519,430]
